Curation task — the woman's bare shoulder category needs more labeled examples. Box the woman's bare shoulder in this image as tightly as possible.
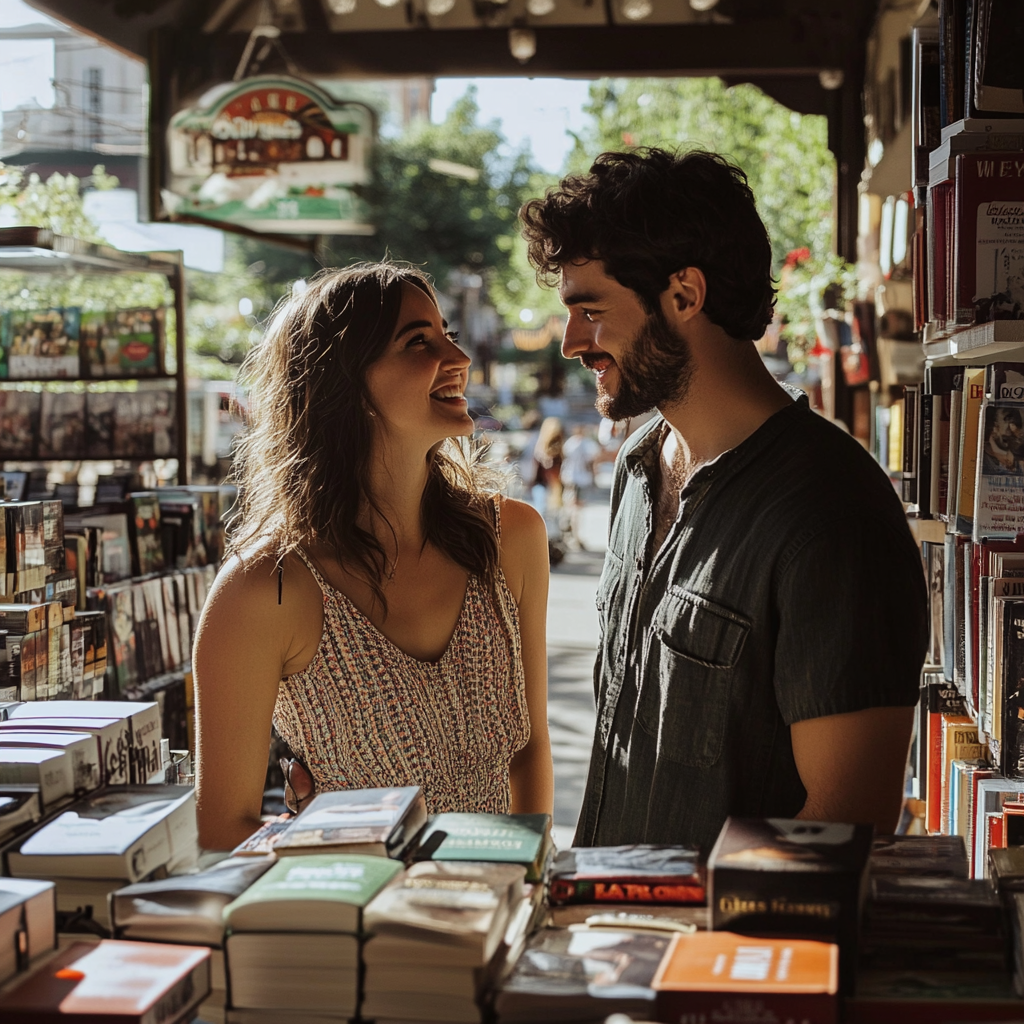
[496,496,548,599]
[207,540,320,617]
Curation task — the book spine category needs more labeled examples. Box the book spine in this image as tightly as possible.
[655,988,838,1024]
[547,878,705,906]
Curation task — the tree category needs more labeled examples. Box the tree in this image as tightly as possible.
[565,78,836,271]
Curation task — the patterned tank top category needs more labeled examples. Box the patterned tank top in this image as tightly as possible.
[273,499,530,815]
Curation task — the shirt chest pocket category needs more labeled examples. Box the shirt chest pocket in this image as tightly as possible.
[636,588,751,768]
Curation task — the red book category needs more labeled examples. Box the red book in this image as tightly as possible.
[954,152,1024,325]
[0,940,210,1023]
[652,931,838,1024]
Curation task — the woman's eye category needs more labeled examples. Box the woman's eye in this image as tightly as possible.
[406,334,427,348]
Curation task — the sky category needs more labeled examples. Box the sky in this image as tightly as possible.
[431,77,593,175]
[0,0,593,175]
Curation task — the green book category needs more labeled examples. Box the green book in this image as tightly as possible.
[412,813,551,882]
[223,854,402,934]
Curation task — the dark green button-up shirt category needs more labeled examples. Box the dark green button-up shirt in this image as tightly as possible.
[575,393,928,854]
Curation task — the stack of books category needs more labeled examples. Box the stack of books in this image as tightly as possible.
[0,878,55,987]
[5,785,197,929]
[222,853,401,1023]
[363,860,527,1023]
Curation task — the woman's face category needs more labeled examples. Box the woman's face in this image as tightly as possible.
[365,282,474,448]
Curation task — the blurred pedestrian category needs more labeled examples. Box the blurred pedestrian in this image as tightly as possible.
[561,424,600,549]
[532,416,565,513]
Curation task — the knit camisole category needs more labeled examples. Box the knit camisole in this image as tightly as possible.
[272,499,530,815]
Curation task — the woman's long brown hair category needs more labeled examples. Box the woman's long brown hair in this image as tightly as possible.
[228,263,500,613]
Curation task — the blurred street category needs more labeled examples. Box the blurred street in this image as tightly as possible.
[546,500,607,850]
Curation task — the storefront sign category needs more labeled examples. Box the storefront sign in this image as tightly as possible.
[164,76,374,235]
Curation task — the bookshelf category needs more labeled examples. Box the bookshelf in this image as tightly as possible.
[0,229,189,482]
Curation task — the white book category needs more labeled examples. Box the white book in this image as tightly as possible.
[0,731,100,794]
[0,717,129,786]
[8,700,162,784]
[0,747,73,806]
[0,878,56,961]
[8,785,196,882]
[0,784,41,842]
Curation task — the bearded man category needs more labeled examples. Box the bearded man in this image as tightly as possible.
[521,148,929,851]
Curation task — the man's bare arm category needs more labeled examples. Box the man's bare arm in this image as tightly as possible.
[790,706,914,834]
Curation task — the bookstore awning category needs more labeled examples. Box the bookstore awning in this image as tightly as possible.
[26,0,879,257]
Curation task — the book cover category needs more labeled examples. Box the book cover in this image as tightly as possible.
[869,834,969,877]
[548,844,704,906]
[494,927,670,1022]
[971,0,1024,115]
[363,860,524,965]
[2,308,80,380]
[939,715,986,826]
[125,493,166,578]
[973,399,1024,540]
[111,855,276,947]
[111,308,163,376]
[231,818,293,858]
[85,390,117,459]
[707,818,872,993]
[411,812,550,882]
[275,786,427,859]
[0,784,41,842]
[0,390,41,459]
[957,366,987,532]
[224,854,402,934]
[652,931,839,1024]
[36,391,86,459]
[0,939,210,1024]
[8,785,196,883]
[954,151,1024,324]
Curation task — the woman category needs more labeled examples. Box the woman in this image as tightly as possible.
[193,264,553,851]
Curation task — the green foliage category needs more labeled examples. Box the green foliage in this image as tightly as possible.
[322,89,535,290]
[565,78,836,271]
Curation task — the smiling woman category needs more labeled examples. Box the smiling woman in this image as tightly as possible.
[192,263,553,851]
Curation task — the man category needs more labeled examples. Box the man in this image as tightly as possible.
[520,148,928,852]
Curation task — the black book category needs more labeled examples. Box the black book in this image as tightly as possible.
[0,392,40,459]
[970,0,1024,116]
[37,391,85,459]
[1002,598,1024,776]
[869,835,969,878]
[707,817,873,993]
[85,391,117,459]
[126,492,165,577]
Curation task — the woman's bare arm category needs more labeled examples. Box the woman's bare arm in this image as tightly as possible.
[501,498,554,816]
[193,549,321,850]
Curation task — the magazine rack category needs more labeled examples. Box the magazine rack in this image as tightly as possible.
[0,229,189,483]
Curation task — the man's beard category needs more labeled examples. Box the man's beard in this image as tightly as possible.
[591,308,694,421]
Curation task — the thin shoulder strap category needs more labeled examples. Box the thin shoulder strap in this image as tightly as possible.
[292,547,331,595]
[492,493,502,539]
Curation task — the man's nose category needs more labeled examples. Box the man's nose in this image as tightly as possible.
[561,314,593,359]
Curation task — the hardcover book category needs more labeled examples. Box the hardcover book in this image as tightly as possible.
[223,854,403,934]
[275,786,427,859]
[7,785,196,883]
[0,390,41,459]
[0,747,73,806]
[126,493,165,577]
[548,844,705,906]
[707,818,873,992]
[0,730,100,794]
[0,878,55,963]
[0,783,41,842]
[2,307,80,380]
[0,940,210,1024]
[494,927,671,1023]
[36,391,86,459]
[869,835,969,878]
[411,812,551,882]
[1,716,129,787]
[652,931,839,1024]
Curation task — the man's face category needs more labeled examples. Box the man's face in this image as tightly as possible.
[558,259,693,420]
[992,408,1024,455]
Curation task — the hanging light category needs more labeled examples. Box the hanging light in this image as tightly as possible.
[508,27,537,62]
[426,0,456,15]
[688,0,718,8]
[374,0,403,7]
[326,0,357,13]
[621,0,653,20]
[526,0,555,15]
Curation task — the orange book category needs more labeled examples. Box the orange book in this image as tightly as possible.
[0,939,210,1023]
[652,931,838,1024]
[937,715,984,835]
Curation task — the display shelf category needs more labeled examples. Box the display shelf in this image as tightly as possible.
[0,230,189,482]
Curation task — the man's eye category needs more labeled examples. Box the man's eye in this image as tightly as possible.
[583,310,598,322]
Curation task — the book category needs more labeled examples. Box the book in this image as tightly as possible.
[954,151,1024,325]
[126,493,165,577]
[37,391,86,459]
[223,853,403,934]
[869,834,969,877]
[225,932,358,1016]
[652,931,839,1024]
[1,307,80,380]
[0,783,41,842]
[970,0,1024,116]
[847,969,1024,1023]
[548,844,705,906]
[8,700,163,786]
[0,747,73,807]
[707,818,873,993]
[1,717,129,787]
[493,926,671,1023]
[230,817,293,857]
[0,731,100,795]
[0,939,210,1024]
[411,812,551,882]
[956,366,986,532]
[363,860,525,966]
[0,391,41,458]
[84,391,117,458]
[84,308,163,377]
[7,785,196,883]
[0,878,55,963]
[0,603,48,633]
[973,399,1024,540]
[111,855,276,947]
[275,786,427,859]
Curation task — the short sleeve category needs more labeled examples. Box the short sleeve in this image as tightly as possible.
[773,515,928,725]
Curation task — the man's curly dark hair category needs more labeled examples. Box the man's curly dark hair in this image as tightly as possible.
[520,148,776,342]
